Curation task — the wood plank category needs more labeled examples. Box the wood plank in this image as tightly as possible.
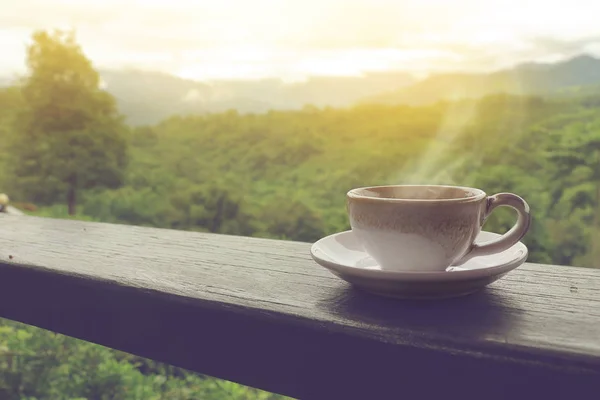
[0,214,599,399]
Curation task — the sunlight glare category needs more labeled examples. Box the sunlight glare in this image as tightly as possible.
[2,0,600,79]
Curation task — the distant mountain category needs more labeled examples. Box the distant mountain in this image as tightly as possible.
[361,54,600,106]
[0,68,415,125]
[99,70,416,125]
[5,53,600,125]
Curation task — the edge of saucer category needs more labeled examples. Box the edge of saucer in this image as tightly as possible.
[310,230,528,282]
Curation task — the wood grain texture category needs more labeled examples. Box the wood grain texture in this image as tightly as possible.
[0,214,599,399]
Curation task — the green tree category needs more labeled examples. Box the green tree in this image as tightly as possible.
[546,115,600,267]
[260,196,326,242]
[0,319,287,399]
[9,30,128,215]
[0,87,24,190]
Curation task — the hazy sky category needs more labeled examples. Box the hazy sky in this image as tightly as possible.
[2,0,600,81]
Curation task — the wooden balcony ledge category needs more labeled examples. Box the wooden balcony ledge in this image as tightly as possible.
[0,214,599,399]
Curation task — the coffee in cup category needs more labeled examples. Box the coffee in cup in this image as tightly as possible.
[346,185,531,272]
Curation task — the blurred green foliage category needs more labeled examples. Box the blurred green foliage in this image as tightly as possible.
[0,320,285,400]
[20,94,592,268]
[5,30,128,216]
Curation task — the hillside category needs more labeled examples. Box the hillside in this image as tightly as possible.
[5,54,600,125]
[361,54,600,105]
[99,70,416,125]
[97,54,600,123]
[5,89,598,268]
[0,68,415,125]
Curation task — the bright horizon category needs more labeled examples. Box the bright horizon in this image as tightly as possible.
[2,0,600,82]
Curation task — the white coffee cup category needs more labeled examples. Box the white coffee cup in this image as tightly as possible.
[346,185,531,272]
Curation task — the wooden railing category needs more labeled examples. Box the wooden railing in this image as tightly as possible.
[0,214,599,399]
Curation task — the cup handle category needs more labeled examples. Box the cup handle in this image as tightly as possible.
[454,193,531,265]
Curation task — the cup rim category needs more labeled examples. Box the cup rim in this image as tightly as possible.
[347,184,487,203]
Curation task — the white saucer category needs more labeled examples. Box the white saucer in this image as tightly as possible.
[310,230,528,299]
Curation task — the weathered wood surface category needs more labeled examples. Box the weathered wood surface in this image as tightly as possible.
[0,214,599,399]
